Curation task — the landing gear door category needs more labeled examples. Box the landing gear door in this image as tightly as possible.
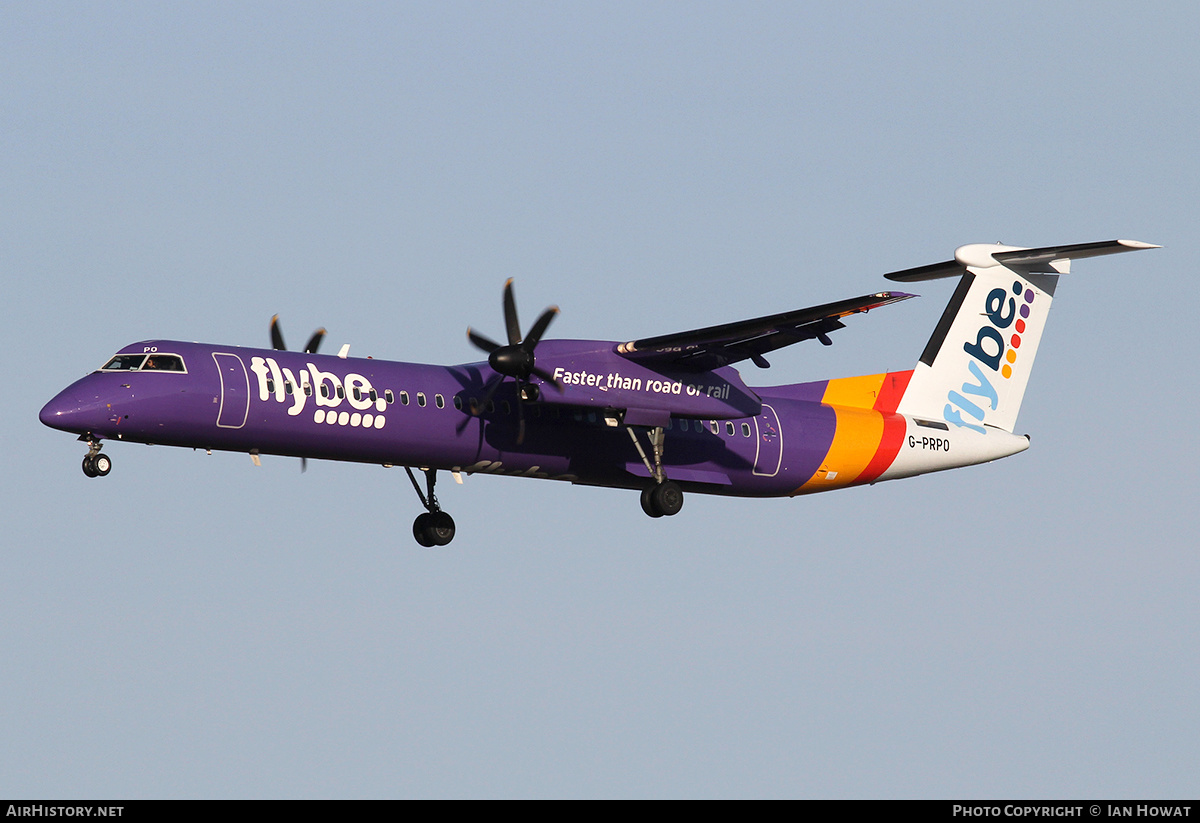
[752,403,783,477]
[213,352,249,429]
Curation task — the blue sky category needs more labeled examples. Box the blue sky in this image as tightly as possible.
[5,2,1196,797]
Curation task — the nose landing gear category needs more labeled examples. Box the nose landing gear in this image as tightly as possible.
[80,436,112,478]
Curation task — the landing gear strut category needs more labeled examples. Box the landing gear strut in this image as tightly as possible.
[628,425,684,518]
[80,435,111,478]
[405,467,456,547]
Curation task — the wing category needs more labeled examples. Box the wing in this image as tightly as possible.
[614,291,915,371]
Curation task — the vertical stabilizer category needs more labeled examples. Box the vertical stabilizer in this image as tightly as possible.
[885,240,1158,433]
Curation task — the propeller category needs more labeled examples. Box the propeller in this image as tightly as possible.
[270,315,326,354]
[269,315,327,472]
[465,279,559,444]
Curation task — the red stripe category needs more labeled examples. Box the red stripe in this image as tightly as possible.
[873,370,913,414]
[857,412,906,485]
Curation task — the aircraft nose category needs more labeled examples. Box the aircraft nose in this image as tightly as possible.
[39,385,109,433]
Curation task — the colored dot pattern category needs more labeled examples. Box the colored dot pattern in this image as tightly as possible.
[1002,281,1036,379]
[314,408,387,428]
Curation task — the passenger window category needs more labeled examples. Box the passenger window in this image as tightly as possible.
[352,387,361,401]
[399,391,409,406]
[725,422,735,436]
[417,392,426,407]
[369,389,378,402]
[453,396,463,411]
[741,422,751,437]
[266,379,275,393]
[435,394,445,409]
[385,389,395,404]
[304,384,312,396]
[336,386,345,399]
[321,385,330,399]
[285,382,293,395]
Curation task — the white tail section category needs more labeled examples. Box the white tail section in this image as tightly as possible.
[886,240,1158,433]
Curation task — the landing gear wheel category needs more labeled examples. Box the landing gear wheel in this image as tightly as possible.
[92,453,112,477]
[413,513,435,548]
[651,480,683,517]
[427,511,456,546]
[640,485,664,518]
[413,511,456,547]
[82,455,98,478]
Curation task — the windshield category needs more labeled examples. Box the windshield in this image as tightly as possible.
[99,353,186,372]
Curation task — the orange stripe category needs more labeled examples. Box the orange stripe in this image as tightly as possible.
[821,373,886,410]
[798,406,884,491]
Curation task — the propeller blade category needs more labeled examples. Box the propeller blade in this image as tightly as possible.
[502,278,522,345]
[522,306,559,351]
[478,373,506,413]
[300,457,308,473]
[270,315,286,350]
[531,365,563,391]
[468,328,502,355]
[303,328,326,354]
[515,391,527,446]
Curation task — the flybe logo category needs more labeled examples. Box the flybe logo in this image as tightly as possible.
[250,356,391,430]
[944,279,1036,434]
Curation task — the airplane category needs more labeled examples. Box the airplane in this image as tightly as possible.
[40,239,1157,547]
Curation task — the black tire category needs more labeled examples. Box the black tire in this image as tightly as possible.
[428,511,456,546]
[92,454,112,477]
[412,513,434,547]
[82,455,98,478]
[640,485,664,518]
[651,480,683,516]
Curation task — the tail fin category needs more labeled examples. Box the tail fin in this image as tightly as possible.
[886,239,1158,433]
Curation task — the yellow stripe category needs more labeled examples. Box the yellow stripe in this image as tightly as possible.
[820,373,886,410]
[798,406,884,492]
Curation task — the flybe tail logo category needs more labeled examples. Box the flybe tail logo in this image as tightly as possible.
[944,279,1038,433]
[250,356,391,430]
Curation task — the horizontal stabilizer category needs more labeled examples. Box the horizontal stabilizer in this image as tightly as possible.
[884,239,1160,282]
[615,291,915,371]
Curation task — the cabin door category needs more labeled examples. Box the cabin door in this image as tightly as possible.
[752,403,783,476]
[212,352,250,429]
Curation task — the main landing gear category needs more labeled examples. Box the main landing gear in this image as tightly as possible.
[405,467,456,547]
[627,425,684,518]
[80,436,112,478]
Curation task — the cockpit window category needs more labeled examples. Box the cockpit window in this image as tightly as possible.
[142,355,185,371]
[99,353,187,372]
[101,354,146,371]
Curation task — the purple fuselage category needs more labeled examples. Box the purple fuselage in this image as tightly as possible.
[40,338,850,497]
